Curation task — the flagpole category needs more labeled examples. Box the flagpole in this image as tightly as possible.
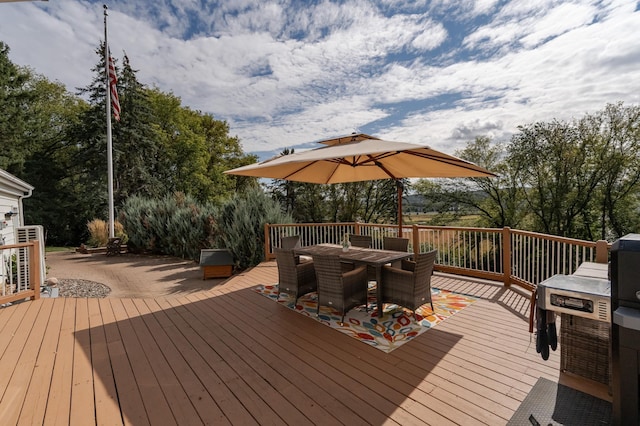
[104,4,115,239]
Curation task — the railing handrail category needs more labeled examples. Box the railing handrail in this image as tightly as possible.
[0,241,39,250]
[409,225,504,233]
[510,228,604,248]
[264,223,610,292]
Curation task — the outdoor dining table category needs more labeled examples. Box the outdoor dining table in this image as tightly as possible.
[294,243,413,318]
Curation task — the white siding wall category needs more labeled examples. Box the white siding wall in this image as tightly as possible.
[0,193,20,246]
[1,194,20,292]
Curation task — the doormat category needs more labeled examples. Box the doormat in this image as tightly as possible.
[507,377,611,425]
[255,283,476,353]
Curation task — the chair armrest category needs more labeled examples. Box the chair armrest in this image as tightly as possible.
[340,261,356,272]
[296,260,317,286]
[382,264,413,279]
[401,259,416,271]
[297,260,316,275]
[343,265,367,280]
[343,265,368,293]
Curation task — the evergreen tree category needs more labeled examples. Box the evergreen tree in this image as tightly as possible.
[69,42,114,231]
[112,53,163,205]
[0,42,34,175]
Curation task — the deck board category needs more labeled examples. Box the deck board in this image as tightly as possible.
[120,298,203,425]
[186,291,398,426]
[131,298,230,424]
[161,296,287,425]
[2,300,53,425]
[99,298,149,426]
[108,298,177,425]
[209,285,432,424]
[44,298,76,426]
[86,298,121,425]
[214,286,467,425]
[18,299,64,425]
[0,261,577,425]
[178,293,346,425]
[148,297,256,426]
[70,298,95,426]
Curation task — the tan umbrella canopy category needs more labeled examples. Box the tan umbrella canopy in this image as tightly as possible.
[224,133,496,228]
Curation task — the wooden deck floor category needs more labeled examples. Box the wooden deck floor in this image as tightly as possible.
[0,261,565,425]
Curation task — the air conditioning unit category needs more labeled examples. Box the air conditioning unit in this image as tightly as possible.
[15,225,46,291]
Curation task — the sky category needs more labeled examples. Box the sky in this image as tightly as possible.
[1,0,639,160]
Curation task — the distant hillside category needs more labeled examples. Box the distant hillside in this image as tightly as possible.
[403,191,488,213]
[403,194,428,213]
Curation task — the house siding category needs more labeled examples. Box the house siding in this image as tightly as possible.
[0,169,34,246]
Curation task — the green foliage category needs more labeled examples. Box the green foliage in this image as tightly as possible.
[581,103,640,239]
[111,54,164,205]
[20,75,91,245]
[415,136,528,229]
[0,40,257,246]
[415,103,640,241]
[146,88,258,203]
[121,188,290,268]
[324,180,400,223]
[506,103,640,240]
[120,192,218,260]
[0,42,34,175]
[219,186,293,269]
[268,147,401,224]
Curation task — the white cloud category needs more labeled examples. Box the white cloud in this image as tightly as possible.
[0,3,101,87]
[0,0,639,157]
[519,3,598,48]
[411,21,448,51]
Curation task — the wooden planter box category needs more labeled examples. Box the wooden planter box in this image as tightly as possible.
[199,249,234,279]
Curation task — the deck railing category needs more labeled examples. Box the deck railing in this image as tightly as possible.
[264,223,610,292]
[0,241,41,306]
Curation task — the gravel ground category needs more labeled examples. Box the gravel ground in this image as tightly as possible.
[48,278,112,298]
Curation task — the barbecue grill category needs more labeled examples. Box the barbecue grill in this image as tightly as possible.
[537,274,611,322]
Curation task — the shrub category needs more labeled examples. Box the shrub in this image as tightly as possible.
[218,186,293,270]
[119,188,290,267]
[120,192,217,260]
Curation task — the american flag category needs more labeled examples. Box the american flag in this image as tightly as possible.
[108,52,121,121]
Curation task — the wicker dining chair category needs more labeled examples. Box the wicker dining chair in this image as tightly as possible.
[311,253,369,323]
[274,247,317,304]
[380,250,438,319]
[349,234,372,248]
[383,236,410,268]
[281,235,301,249]
[280,235,312,263]
[383,236,409,252]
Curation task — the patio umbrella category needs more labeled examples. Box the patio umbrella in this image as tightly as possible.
[224,133,496,229]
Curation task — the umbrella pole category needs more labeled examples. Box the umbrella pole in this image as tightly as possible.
[396,180,403,234]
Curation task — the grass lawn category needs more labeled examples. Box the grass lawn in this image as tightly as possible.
[405,212,482,227]
[45,246,76,253]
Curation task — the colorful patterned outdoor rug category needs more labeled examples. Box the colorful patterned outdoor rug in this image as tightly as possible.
[255,283,477,353]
